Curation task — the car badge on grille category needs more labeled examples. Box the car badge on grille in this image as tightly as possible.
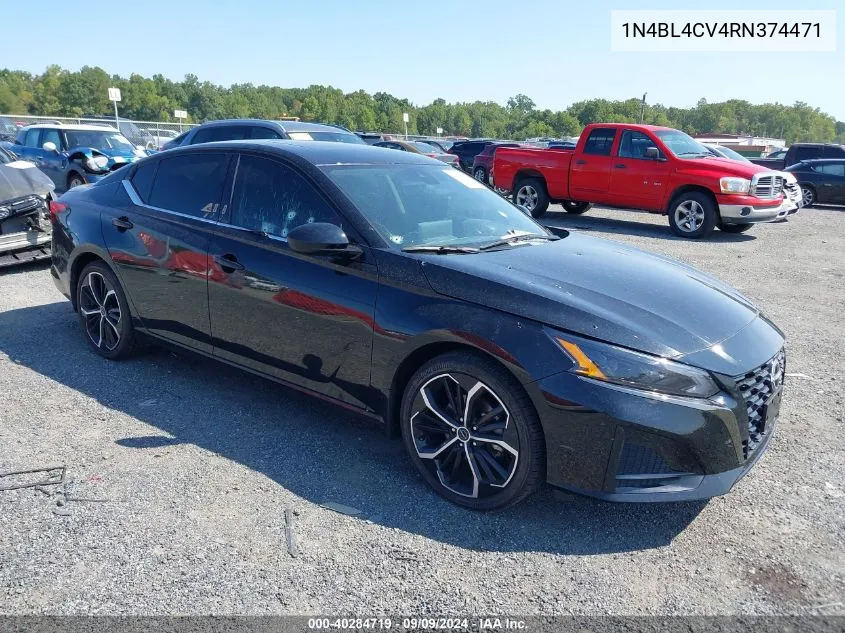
[770,356,784,390]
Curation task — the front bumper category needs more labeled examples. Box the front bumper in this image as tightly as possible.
[0,229,52,268]
[717,195,783,224]
[531,348,784,502]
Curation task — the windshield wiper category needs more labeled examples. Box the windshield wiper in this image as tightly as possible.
[402,245,479,254]
[478,234,558,251]
[677,152,709,158]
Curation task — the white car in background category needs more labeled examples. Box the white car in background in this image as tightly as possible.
[142,128,180,150]
[702,143,802,220]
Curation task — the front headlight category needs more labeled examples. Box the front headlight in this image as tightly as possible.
[84,155,109,172]
[554,334,719,398]
[720,177,751,194]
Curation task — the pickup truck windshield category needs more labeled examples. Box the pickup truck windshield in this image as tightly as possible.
[322,163,547,248]
[654,130,709,158]
[64,131,134,150]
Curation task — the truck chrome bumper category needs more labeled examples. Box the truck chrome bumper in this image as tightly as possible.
[718,200,783,224]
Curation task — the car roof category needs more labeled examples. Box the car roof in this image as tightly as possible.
[21,123,119,132]
[191,119,355,134]
[170,139,438,166]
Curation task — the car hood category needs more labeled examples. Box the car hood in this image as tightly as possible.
[677,156,774,178]
[418,233,760,358]
[68,145,145,163]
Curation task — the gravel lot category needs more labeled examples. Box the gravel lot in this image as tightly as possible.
[0,205,843,616]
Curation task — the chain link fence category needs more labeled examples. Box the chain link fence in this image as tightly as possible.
[0,114,198,150]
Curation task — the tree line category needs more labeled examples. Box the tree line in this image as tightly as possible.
[1,65,842,145]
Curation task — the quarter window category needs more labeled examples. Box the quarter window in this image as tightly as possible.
[227,154,342,238]
[130,160,158,203]
[147,153,229,218]
[583,128,617,156]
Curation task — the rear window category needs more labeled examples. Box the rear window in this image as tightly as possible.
[794,146,821,163]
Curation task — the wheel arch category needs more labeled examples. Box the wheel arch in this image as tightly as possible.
[514,169,547,189]
[68,248,118,312]
[666,185,718,216]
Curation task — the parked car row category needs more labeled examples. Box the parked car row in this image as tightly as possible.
[49,139,787,509]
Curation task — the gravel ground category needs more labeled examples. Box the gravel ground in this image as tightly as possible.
[0,205,843,616]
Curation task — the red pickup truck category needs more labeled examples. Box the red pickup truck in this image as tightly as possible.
[492,123,788,238]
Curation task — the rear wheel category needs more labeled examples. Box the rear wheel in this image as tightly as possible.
[668,192,717,239]
[513,178,550,218]
[719,222,754,234]
[561,201,592,214]
[801,185,816,208]
[76,261,136,360]
[473,167,487,183]
[400,351,545,510]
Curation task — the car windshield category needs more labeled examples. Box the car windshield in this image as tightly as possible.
[322,163,549,249]
[410,141,441,153]
[654,130,709,157]
[711,145,750,162]
[287,131,365,144]
[64,130,135,150]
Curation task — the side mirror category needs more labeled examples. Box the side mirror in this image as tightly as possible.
[42,141,58,153]
[645,147,661,160]
[287,222,362,259]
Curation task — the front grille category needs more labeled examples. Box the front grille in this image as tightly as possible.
[751,174,785,199]
[8,195,43,214]
[735,349,785,457]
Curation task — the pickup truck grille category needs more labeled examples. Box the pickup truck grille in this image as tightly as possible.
[751,174,785,199]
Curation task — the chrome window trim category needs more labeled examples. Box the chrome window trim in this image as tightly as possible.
[121,178,219,226]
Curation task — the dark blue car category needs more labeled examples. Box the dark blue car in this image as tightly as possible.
[2,124,148,193]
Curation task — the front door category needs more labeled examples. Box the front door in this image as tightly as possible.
[207,152,379,410]
[815,162,845,204]
[101,150,233,354]
[569,127,617,202]
[609,129,670,210]
[37,128,67,188]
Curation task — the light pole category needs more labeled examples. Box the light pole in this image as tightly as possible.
[640,92,647,124]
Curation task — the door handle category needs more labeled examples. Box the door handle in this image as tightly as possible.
[575,159,587,165]
[215,254,245,272]
[614,163,626,169]
[111,216,133,231]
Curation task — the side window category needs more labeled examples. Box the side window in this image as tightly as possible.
[228,154,343,239]
[817,163,845,177]
[618,130,660,159]
[130,160,158,203]
[583,128,617,156]
[191,126,251,145]
[794,147,818,163]
[147,153,229,218]
[24,128,41,148]
[41,128,61,149]
[250,126,282,140]
[823,146,845,159]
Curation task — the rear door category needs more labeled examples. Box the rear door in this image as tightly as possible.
[608,129,670,210]
[102,150,233,354]
[569,127,618,202]
[207,151,379,409]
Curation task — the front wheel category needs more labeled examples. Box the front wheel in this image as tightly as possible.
[513,178,550,218]
[400,351,545,510]
[719,222,754,234]
[668,192,717,239]
[561,201,592,214]
[76,261,136,360]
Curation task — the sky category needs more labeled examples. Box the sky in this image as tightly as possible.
[5,0,844,120]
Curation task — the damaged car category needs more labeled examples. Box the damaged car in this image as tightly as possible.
[0,146,55,267]
[1,123,148,194]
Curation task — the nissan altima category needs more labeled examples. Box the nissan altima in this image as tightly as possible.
[49,141,786,510]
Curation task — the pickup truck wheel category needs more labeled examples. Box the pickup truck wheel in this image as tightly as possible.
[668,192,717,239]
[473,167,487,183]
[718,222,754,234]
[562,201,592,214]
[800,186,816,207]
[514,179,549,218]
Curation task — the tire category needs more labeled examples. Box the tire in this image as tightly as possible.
[718,222,754,234]
[667,191,718,239]
[800,185,816,208]
[67,173,86,190]
[513,178,550,218]
[473,167,487,183]
[561,201,592,214]
[76,261,136,360]
[400,351,545,510]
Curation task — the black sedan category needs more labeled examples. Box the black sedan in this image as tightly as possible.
[49,141,786,509]
[785,159,845,207]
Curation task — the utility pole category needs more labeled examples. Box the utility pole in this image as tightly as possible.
[640,92,647,124]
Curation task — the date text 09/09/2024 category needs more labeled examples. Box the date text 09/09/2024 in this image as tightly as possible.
[621,22,821,38]
[307,617,527,630]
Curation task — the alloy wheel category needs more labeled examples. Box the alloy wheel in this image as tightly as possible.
[516,185,539,212]
[674,200,705,233]
[801,186,815,207]
[473,168,486,182]
[78,271,122,351]
[409,373,519,499]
